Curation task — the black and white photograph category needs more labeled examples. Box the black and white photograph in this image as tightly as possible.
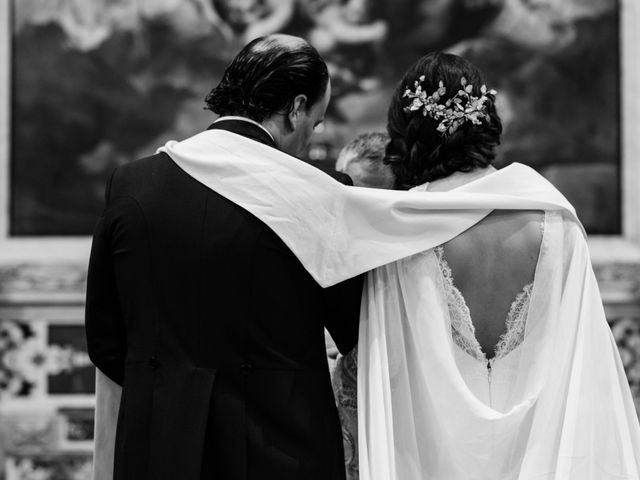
[0,0,639,479]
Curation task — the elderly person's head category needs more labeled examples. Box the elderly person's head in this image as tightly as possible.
[336,132,394,189]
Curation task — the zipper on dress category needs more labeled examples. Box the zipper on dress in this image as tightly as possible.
[487,360,493,408]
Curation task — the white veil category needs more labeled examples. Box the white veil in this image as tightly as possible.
[358,210,640,479]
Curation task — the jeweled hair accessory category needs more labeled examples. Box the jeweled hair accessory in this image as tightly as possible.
[403,76,497,136]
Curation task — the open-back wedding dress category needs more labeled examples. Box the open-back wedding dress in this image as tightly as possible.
[356,208,639,479]
[334,210,543,479]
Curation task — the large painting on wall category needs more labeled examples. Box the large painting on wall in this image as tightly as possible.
[10,0,620,235]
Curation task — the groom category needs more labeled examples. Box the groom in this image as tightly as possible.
[85,34,363,480]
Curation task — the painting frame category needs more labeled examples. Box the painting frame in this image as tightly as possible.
[0,0,638,265]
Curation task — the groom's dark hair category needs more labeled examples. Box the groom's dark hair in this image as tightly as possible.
[205,35,329,123]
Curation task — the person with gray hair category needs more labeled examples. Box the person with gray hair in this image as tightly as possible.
[335,132,394,189]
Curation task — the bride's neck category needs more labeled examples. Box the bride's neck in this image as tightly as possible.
[426,165,497,192]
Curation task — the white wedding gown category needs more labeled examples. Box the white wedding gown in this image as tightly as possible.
[334,222,541,479]
[352,205,640,480]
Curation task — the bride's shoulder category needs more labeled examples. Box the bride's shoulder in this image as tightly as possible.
[442,210,544,269]
[483,210,545,252]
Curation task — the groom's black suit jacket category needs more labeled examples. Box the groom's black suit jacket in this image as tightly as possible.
[85,120,363,480]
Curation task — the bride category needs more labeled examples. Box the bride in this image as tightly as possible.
[334,52,640,480]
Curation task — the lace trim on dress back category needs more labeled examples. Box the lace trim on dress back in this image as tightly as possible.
[435,247,488,361]
[494,283,533,360]
[435,244,536,362]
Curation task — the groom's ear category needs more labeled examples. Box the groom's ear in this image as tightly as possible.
[287,94,308,131]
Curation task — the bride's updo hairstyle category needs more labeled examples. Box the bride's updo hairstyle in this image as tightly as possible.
[205,34,329,122]
[386,52,502,189]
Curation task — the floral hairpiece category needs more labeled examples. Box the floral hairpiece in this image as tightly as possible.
[403,76,497,136]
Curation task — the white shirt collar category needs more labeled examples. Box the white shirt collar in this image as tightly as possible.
[213,116,276,143]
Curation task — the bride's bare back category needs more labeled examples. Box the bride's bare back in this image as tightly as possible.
[442,210,544,358]
[425,167,544,358]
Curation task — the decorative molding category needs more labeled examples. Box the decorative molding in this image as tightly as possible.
[0,263,87,304]
[622,0,640,245]
[0,256,637,306]
[2,414,56,451]
[593,261,640,304]
[593,262,640,284]
[5,453,93,480]
[0,319,92,400]
[610,314,640,412]
[0,0,9,242]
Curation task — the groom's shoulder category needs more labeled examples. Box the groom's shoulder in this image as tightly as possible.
[109,152,173,194]
[117,151,170,178]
